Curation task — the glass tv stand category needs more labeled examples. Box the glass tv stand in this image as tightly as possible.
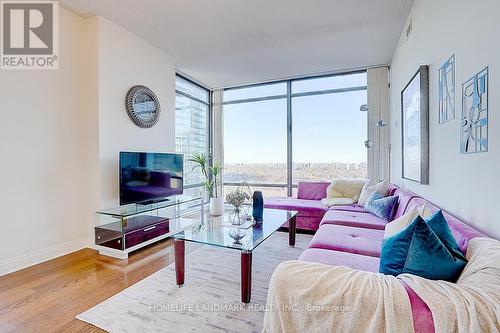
[95,195,203,259]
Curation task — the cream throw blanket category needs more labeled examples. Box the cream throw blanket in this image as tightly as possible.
[262,261,414,333]
[399,237,500,333]
[263,238,500,333]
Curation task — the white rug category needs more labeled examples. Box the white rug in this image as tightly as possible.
[77,232,312,333]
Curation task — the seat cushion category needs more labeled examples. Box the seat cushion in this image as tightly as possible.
[321,197,355,207]
[320,210,388,230]
[299,248,380,272]
[308,224,384,257]
[265,197,328,218]
[328,204,366,213]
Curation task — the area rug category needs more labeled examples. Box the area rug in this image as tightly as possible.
[77,232,312,333]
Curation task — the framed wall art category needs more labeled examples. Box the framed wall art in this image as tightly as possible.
[438,55,456,124]
[401,65,429,184]
[461,67,488,153]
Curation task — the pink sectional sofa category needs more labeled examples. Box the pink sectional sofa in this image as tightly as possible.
[265,181,486,332]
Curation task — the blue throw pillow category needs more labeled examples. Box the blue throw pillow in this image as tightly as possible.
[379,216,467,282]
[425,210,467,262]
[364,192,398,221]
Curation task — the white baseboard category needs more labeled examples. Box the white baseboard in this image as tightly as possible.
[95,245,129,260]
[0,238,89,277]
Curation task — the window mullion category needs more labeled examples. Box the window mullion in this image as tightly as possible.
[286,81,293,197]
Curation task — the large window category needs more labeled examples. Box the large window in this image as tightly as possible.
[224,99,287,184]
[175,75,210,197]
[292,90,367,183]
[223,88,288,197]
[223,72,367,197]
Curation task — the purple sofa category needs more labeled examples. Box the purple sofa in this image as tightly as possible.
[266,181,485,333]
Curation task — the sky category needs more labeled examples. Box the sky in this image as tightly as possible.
[224,74,368,164]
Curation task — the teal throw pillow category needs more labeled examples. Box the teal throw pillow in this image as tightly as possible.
[379,215,467,282]
[425,210,467,261]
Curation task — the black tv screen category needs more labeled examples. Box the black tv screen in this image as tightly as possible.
[120,152,183,205]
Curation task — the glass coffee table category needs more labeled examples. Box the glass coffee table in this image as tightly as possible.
[172,208,298,303]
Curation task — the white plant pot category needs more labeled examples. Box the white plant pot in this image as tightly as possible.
[210,197,224,216]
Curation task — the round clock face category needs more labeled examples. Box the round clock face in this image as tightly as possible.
[125,85,161,128]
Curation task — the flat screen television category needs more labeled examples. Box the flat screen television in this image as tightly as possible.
[120,152,183,205]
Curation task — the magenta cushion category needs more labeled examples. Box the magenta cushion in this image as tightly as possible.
[320,210,388,230]
[265,197,328,217]
[309,224,384,257]
[299,248,380,272]
[297,181,329,200]
[328,204,366,213]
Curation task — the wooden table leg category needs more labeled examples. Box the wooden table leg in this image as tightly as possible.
[241,251,252,303]
[174,238,185,287]
[289,215,296,247]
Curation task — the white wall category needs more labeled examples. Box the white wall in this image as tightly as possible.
[0,8,89,274]
[389,0,500,239]
[0,13,177,275]
[83,16,101,247]
[96,17,176,209]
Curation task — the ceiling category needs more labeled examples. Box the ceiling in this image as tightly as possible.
[61,0,414,88]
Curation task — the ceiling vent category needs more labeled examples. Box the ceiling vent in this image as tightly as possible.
[406,19,413,40]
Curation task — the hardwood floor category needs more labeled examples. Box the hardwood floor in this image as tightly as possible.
[0,238,199,333]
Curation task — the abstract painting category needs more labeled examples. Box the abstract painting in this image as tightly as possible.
[401,65,429,184]
[438,55,456,124]
[461,67,488,153]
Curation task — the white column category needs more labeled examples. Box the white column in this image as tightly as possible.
[367,67,390,182]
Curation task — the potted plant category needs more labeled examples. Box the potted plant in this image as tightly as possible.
[189,153,224,216]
